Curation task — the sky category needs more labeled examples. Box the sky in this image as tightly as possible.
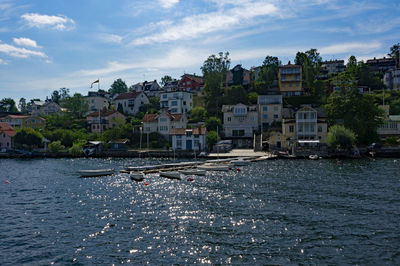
[0,0,399,103]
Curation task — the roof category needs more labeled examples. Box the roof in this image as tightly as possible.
[114,91,142,100]
[167,113,184,121]
[142,113,158,122]
[170,127,206,135]
[0,122,16,137]
[86,110,122,117]
[6,115,30,119]
[181,74,204,84]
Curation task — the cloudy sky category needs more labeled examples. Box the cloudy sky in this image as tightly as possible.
[0,0,399,102]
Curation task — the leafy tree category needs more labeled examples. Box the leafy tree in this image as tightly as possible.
[325,72,384,144]
[48,141,65,152]
[190,107,207,123]
[69,140,86,156]
[295,49,322,90]
[14,127,43,149]
[205,116,222,132]
[18,98,27,114]
[346,55,358,77]
[327,125,356,150]
[51,88,70,103]
[117,103,124,114]
[109,78,128,95]
[247,92,258,105]
[0,98,18,112]
[223,85,247,105]
[206,130,219,151]
[312,80,329,104]
[161,75,173,86]
[357,62,385,91]
[258,55,281,88]
[61,93,89,118]
[141,97,160,114]
[388,43,400,68]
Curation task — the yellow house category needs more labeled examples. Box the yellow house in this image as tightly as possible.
[278,63,302,96]
[0,115,46,129]
[268,106,328,149]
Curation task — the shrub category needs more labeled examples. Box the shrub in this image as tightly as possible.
[48,141,65,153]
[327,125,356,150]
[69,140,85,156]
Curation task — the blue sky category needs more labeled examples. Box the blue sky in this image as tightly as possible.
[0,0,399,103]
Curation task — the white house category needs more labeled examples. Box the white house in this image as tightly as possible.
[258,94,283,131]
[171,127,206,151]
[131,80,162,97]
[31,100,61,116]
[159,91,193,114]
[142,111,187,138]
[85,95,110,113]
[114,91,149,116]
[222,103,258,148]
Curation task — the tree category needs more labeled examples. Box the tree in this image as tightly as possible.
[223,85,247,105]
[247,92,258,104]
[295,49,322,91]
[190,107,207,123]
[161,75,173,86]
[0,98,18,112]
[357,62,385,91]
[206,130,219,151]
[48,141,65,152]
[205,116,222,132]
[258,55,281,88]
[51,88,70,103]
[18,98,27,114]
[117,103,124,114]
[388,43,400,68]
[14,127,43,149]
[109,78,128,95]
[263,55,280,67]
[61,93,89,118]
[327,125,356,150]
[346,55,358,77]
[325,72,384,144]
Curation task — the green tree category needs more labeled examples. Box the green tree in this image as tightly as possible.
[247,91,258,104]
[61,93,89,118]
[357,62,385,91]
[109,78,128,95]
[205,116,222,132]
[48,141,65,152]
[18,98,27,114]
[258,55,280,88]
[206,130,219,151]
[223,85,247,105]
[295,49,322,91]
[69,140,86,156]
[327,125,356,150]
[190,107,207,123]
[325,72,384,144]
[0,98,18,112]
[161,75,172,86]
[346,55,358,77]
[388,43,400,68]
[14,127,43,149]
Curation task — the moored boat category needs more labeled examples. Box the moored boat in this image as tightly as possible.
[231,159,250,166]
[78,168,114,177]
[179,169,206,176]
[130,172,145,181]
[198,164,230,171]
[309,154,319,160]
[159,171,181,180]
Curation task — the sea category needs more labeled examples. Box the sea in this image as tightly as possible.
[0,157,399,265]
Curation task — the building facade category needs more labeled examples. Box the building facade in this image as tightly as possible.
[226,64,251,87]
[114,91,149,116]
[366,57,397,73]
[0,115,45,129]
[86,110,126,133]
[0,122,16,151]
[384,69,400,90]
[31,101,61,116]
[179,74,204,91]
[85,95,110,112]
[170,127,206,151]
[278,63,302,96]
[142,112,187,138]
[321,60,346,75]
[160,91,193,114]
[257,94,283,131]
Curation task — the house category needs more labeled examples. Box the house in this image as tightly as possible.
[85,95,109,112]
[257,94,283,132]
[163,79,179,92]
[142,111,187,138]
[179,74,204,91]
[108,139,129,151]
[377,105,400,138]
[86,110,126,133]
[226,64,251,87]
[0,122,16,151]
[384,69,400,90]
[269,106,328,150]
[366,57,397,73]
[170,127,207,151]
[31,100,61,116]
[222,103,258,148]
[159,91,193,114]
[278,62,302,96]
[0,115,45,129]
[131,80,162,97]
[321,60,346,75]
[114,91,149,116]
[250,66,263,82]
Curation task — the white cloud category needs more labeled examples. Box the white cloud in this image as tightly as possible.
[0,58,7,64]
[158,0,179,8]
[0,42,47,58]
[98,33,123,44]
[21,13,75,31]
[13,37,38,48]
[319,41,381,54]
[130,1,279,46]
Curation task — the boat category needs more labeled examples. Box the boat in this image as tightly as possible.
[309,154,319,160]
[198,164,230,171]
[179,169,206,176]
[78,168,114,177]
[231,159,250,166]
[159,171,181,180]
[130,172,145,182]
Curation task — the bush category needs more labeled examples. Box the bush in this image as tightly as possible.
[48,141,65,152]
[206,130,219,150]
[327,125,356,150]
[385,136,400,146]
[69,140,85,156]
[14,127,43,149]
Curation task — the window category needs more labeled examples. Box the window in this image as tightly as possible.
[273,114,278,119]
[163,94,167,99]
[171,108,178,113]
[318,125,323,132]
[160,118,167,122]
[171,101,178,106]
[227,117,231,122]
[263,114,268,119]
[263,106,268,111]
[310,124,315,132]
[177,140,182,147]
[186,131,192,137]
[232,130,245,137]
[274,106,278,111]
[289,125,294,132]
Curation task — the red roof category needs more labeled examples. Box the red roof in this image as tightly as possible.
[0,122,16,137]
[114,91,142,100]
[142,113,158,122]
[86,110,122,118]
[170,127,206,135]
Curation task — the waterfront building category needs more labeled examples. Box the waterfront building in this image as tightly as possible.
[86,110,126,133]
[226,64,251,87]
[222,103,258,148]
[0,114,45,129]
[0,122,16,151]
[384,69,400,90]
[321,60,346,75]
[170,127,206,151]
[114,91,149,116]
[179,74,204,91]
[30,100,61,116]
[84,95,110,113]
[257,94,283,132]
[142,111,187,138]
[160,91,193,114]
[366,57,396,73]
[278,62,302,96]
